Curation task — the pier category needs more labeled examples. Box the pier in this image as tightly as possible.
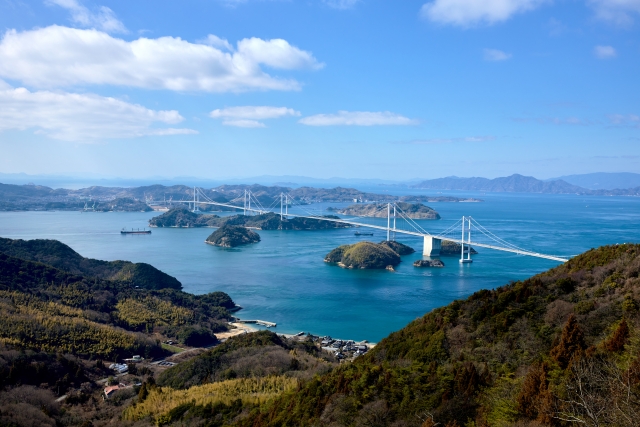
[235,319,277,327]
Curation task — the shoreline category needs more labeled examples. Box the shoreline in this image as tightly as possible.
[225,316,376,351]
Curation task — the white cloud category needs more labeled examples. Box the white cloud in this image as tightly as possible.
[210,106,300,120]
[0,26,322,92]
[594,45,617,59]
[396,136,495,144]
[421,0,546,26]
[299,111,418,126]
[0,86,196,141]
[47,0,127,33]
[199,34,233,51]
[210,106,300,127]
[589,0,640,27]
[608,114,640,127]
[513,116,596,125]
[222,119,267,128]
[483,48,512,61]
[324,0,360,9]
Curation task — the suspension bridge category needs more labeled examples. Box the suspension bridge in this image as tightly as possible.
[152,187,570,263]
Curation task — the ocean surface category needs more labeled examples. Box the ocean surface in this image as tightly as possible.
[1,191,639,342]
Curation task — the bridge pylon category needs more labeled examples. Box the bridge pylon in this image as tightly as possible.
[460,216,473,264]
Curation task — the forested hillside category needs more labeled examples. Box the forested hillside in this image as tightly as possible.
[2,239,640,427]
[0,237,182,290]
[232,244,640,426]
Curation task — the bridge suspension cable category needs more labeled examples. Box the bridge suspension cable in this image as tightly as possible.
[174,187,570,262]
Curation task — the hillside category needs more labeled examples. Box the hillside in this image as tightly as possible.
[0,182,481,212]
[412,174,587,194]
[554,172,640,190]
[335,202,440,219]
[235,243,640,426]
[0,237,182,290]
[149,207,220,227]
[0,243,235,358]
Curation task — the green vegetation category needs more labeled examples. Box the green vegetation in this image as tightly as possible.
[379,240,415,255]
[123,376,298,424]
[336,202,441,219]
[206,225,261,247]
[325,241,401,269]
[149,207,220,227]
[235,243,640,426]
[4,232,640,427]
[149,209,350,230]
[0,239,235,357]
[0,237,182,290]
[157,331,330,390]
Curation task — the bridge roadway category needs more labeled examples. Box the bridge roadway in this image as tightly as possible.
[169,200,569,263]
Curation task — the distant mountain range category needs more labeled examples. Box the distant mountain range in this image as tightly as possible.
[412,174,640,196]
[551,172,640,190]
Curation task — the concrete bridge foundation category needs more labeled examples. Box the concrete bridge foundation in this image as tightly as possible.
[423,236,442,257]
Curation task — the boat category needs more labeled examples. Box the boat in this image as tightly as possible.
[354,232,374,236]
[121,228,151,235]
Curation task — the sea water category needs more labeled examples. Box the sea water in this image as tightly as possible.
[1,191,639,342]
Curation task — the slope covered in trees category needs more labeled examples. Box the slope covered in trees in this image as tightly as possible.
[234,244,640,426]
[0,239,236,359]
[0,237,182,290]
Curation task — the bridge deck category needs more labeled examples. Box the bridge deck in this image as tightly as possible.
[169,200,569,263]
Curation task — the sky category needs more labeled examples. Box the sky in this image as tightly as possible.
[0,0,638,181]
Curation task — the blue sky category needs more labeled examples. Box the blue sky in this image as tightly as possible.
[0,0,638,181]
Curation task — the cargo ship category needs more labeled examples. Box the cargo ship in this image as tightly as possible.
[121,228,151,235]
[354,231,374,236]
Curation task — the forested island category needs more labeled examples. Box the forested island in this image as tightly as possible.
[1,238,640,426]
[149,208,350,230]
[325,241,405,269]
[331,201,441,219]
[205,225,261,247]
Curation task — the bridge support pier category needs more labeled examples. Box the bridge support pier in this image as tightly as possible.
[423,236,442,257]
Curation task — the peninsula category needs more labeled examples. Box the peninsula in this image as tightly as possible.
[150,209,350,230]
[332,202,440,219]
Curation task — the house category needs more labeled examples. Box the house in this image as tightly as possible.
[103,385,120,399]
[108,363,128,373]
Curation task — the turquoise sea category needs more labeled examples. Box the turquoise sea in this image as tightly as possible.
[1,190,639,342]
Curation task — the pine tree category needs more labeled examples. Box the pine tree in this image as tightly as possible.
[550,314,586,369]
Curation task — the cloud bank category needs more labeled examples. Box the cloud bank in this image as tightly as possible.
[210,106,300,127]
[0,86,196,141]
[589,0,640,27]
[0,26,323,92]
[421,0,547,26]
[299,111,417,126]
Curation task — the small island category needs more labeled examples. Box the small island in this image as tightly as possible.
[205,225,261,248]
[325,241,401,269]
[332,202,440,219]
[414,259,445,268]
